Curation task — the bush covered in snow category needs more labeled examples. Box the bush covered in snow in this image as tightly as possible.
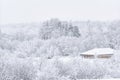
[0,56,37,80]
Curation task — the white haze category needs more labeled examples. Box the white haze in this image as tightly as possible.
[0,0,120,24]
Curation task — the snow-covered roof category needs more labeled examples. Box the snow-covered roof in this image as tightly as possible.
[80,48,115,55]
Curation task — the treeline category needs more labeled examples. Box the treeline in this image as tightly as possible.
[0,19,120,80]
[0,19,120,55]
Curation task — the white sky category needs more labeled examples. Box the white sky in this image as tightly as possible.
[0,0,120,24]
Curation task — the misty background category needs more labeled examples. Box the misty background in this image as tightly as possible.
[0,0,120,25]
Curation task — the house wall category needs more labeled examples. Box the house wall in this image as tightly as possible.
[80,54,113,59]
[97,54,113,58]
[81,55,94,59]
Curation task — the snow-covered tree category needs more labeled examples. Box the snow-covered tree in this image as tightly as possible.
[39,19,81,40]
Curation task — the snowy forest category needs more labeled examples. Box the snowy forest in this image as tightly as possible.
[0,19,120,80]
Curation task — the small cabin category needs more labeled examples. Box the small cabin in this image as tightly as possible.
[80,48,114,59]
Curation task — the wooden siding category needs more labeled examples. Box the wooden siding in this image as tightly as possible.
[97,54,113,58]
[80,54,95,59]
[80,54,113,59]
